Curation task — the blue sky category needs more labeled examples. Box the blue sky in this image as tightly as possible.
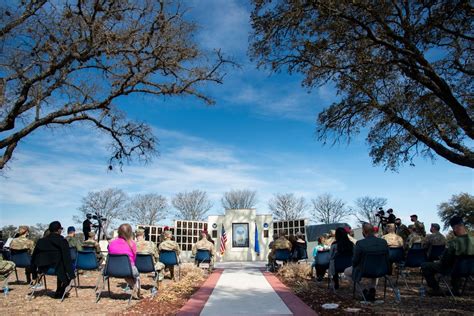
[1,0,472,231]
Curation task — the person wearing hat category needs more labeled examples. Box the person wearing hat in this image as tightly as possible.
[83,231,104,265]
[394,218,410,242]
[32,221,75,298]
[192,230,216,269]
[65,226,82,251]
[136,228,165,280]
[158,230,180,280]
[406,224,424,250]
[421,216,474,296]
[10,225,36,283]
[423,223,447,259]
[410,214,426,237]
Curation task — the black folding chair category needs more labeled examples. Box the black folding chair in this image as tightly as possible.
[159,250,181,281]
[96,254,138,304]
[272,249,292,271]
[30,266,78,302]
[314,250,330,279]
[329,253,352,289]
[135,254,158,297]
[399,248,427,289]
[353,251,399,302]
[10,249,31,283]
[195,249,212,267]
[75,251,100,288]
[388,247,405,282]
[439,255,474,298]
[427,245,445,262]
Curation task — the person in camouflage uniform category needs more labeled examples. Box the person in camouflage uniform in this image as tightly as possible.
[423,223,446,255]
[135,229,165,280]
[325,230,336,247]
[268,231,292,268]
[406,224,424,250]
[10,225,36,283]
[422,216,474,296]
[65,226,82,251]
[410,214,426,237]
[382,224,404,248]
[82,232,104,265]
[192,230,216,269]
[0,257,15,283]
[394,218,410,242]
[158,230,180,280]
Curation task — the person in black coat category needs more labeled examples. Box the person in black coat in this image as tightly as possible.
[32,221,75,298]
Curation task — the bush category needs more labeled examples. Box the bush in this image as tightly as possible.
[276,263,312,285]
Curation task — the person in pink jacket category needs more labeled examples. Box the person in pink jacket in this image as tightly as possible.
[108,223,140,297]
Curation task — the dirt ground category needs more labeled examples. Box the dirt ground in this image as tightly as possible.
[276,263,474,315]
[2,264,205,315]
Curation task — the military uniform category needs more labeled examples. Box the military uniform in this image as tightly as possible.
[192,238,216,257]
[423,232,446,248]
[0,257,15,281]
[406,232,423,249]
[395,224,410,242]
[382,233,404,248]
[422,234,474,294]
[414,220,426,237]
[66,236,83,251]
[10,235,34,254]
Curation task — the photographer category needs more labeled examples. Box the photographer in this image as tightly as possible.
[83,213,107,240]
[82,215,93,241]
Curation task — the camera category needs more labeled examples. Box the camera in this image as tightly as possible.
[375,207,396,230]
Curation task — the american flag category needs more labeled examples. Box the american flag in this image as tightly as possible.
[220,224,227,255]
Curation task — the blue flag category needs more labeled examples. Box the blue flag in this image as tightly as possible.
[254,223,260,255]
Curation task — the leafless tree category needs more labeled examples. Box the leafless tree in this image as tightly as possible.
[310,193,350,224]
[221,189,257,210]
[172,190,212,221]
[250,1,473,170]
[124,193,168,226]
[74,188,127,238]
[353,196,388,226]
[0,0,230,171]
[268,193,307,220]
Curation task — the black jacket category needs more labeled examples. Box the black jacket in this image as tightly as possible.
[32,233,74,282]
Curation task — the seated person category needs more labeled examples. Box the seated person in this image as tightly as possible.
[382,223,404,248]
[267,233,279,267]
[406,224,423,250]
[32,221,75,299]
[394,218,410,242]
[423,223,446,258]
[344,223,389,302]
[65,226,82,251]
[10,225,37,283]
[422,216,474,296]
[292,231,308,262]
[158,230,180,280]
[108,224,140,297]
[329,227,354,289]
[269,231,292,266]
[312,235,330,281]
[83,232,104,265]
[135,228,164,280]
[192,230,216,268]
[0,257,16,284]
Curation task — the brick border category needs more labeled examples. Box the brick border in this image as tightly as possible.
[261,268,318,316]
[176,268,224,316]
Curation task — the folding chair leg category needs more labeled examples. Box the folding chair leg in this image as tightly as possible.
[439,277,455,298]
[77,271,80,287]
[354,281,367,302]
[14,268,19,282]
[384,276,387,300]
[96,276,105,303]
[107,278,111,296]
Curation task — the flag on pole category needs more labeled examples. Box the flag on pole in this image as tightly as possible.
[220,224,227,255]
[254,223,260,256]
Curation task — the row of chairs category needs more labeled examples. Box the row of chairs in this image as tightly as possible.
[269,248,308,272]
[7,248,181,304]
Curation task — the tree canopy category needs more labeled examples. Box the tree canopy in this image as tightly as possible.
[438,192,474,230]
[250,0,473,170]
[0,0,229,170]
[268,193,307,220]
[172,189,212,221]
[310,193,349,224]
[221,189,257,210]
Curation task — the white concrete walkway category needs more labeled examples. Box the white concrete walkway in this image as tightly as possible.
[200,263,292,316]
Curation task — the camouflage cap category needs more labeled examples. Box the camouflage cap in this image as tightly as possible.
[431,223,441,231]
[164,230,173,235]
[18,225,29,235]
[88,231,96,238]
[136,228,145,236]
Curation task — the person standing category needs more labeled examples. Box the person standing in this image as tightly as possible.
[10,226,36,283]
[82,215,93,241]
